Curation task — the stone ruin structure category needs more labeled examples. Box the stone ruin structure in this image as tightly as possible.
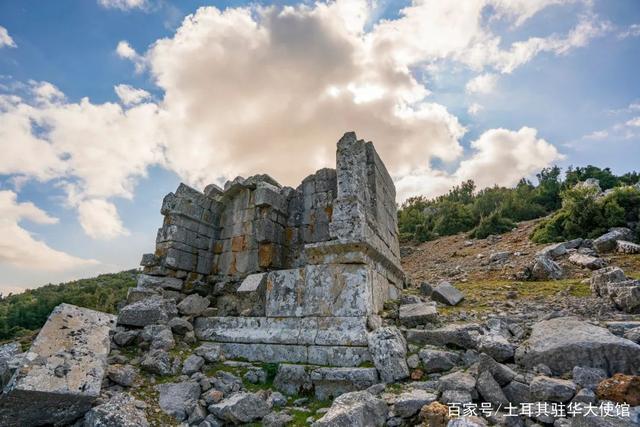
[138,131,405,367]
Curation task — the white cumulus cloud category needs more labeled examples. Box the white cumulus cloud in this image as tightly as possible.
[114,84,151,105]
[2,0,592,243]
[466,73,498,94]
[0,190,98,271]
[78,199,130,240]
[0,25,16,48]
[98,0,147,11]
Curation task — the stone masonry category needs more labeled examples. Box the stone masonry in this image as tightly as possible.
[135,132,404,367]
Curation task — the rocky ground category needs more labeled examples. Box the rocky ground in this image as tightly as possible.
[2,224,640,427]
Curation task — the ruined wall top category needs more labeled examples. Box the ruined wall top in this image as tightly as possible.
[141,131,402,284]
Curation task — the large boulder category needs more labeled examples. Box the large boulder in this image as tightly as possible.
[117,296,178,327]
[593,227,635,254]
[0,304,116,427]
[515,317,640,376]
[607,280,640,313]
[208,392,270,424]
[312,391,388,427]
[83,393,149,427]
[367,327,409,383]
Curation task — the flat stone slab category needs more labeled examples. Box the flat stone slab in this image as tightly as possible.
[206,342,371,367]
[399,302,438,327]
[431,282,464,306]
[0,303,116,426]
[194,316,369,346]
[515,317,640,376]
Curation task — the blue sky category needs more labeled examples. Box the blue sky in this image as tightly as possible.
[0,0,638,293]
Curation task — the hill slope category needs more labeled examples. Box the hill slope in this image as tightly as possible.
[0,270,136,342]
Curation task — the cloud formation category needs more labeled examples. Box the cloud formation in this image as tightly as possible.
[466,73,498,94]
[0,190,98,271]
[0,25,16,48]
[2,0,598,242]
[98,0,147,11]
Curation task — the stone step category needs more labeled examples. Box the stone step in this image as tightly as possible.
[202,341,371,367]
[194,316,369,346]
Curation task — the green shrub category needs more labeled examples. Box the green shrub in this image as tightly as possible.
[469,211,516,239]
[531,185,640,243]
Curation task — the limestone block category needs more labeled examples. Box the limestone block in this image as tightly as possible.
[137,274,183,291]
[303,264,372,317]
[0,304,116,426]
[307,346,372,367]
[310,367,379,400]
[237,272,267,293]
[399,302,438,327]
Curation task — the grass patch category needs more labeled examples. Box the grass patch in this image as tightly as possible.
[287,399,332,426]
[438,278,591,315]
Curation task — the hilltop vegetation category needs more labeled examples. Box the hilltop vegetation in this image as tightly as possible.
[398,165,640,243]
[0,271,135,341]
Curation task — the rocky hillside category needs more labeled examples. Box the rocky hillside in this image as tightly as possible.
[2,200,640,425]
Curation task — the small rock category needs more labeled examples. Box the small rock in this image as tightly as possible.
[502,380,530,405]
[168,317,193,335]
[530,256,564,280]
[596,373,640,406]
[312,391,388,427]
[182,355,205,375]
[117,296,178,327]
[476,371,508,406]
[411,369,424,381]
[274,364,312,395]
[529,376,576,403]
[569,253,607,270]
[490,251,511,263]
[573,366,607,390]
[368,327,409,383]
[263,411,294,427]
[177,294,210,316]
[141,349,174,376]
[431,282,464,306]
[194,343,222,362]
[438,371,476,394]
[447,416,488,427]
[267,391,287,408]
[399,303,438,327]
[419,348,459,373]
[407,354,420,369]
[420,282,434,297]
[156,381,201,421]
[593,227,635,253]
[107,364,137,387]
[478,333,514,362]
[208,392,270,424]
[83,393,149,427]
[617,240,640,254]
[419,401,449,427]
[393,389,437,418]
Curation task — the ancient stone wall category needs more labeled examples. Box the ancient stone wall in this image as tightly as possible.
[138,132,404,366]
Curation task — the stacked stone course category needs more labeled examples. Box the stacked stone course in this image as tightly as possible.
[133,131,405,368]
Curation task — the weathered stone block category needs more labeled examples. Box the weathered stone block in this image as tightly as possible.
[0,304,116,426]
[310,367,379,400]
